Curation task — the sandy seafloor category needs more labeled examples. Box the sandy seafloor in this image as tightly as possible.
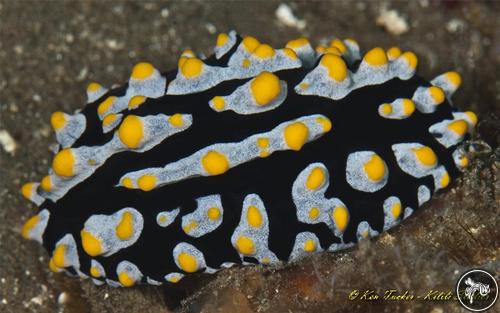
[0,1,499,312]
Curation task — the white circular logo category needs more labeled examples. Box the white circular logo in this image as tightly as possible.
[456,269,498,312]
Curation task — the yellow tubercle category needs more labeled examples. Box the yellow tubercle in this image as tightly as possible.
[316,116,332,132]
[447,119,468,136]
[242,59,251,68]
[363,47,388,66]
[284,122,309,151]
[324,47,342,56]
[401,51,418,69]
[116,211,134,240]
[181,58,204,78]
[282,47,298,60]
[211,96,225,111]
[21,215,40,239]
[86,82,102,92]
[464,111,478,126]
[207,207,221,220]
[50,112,67,131]
[121,177,133,189]
[137,175,156,192]
[286,37,310,49]
[402,99,415,116]
[81,230,102,257]
[118,272,135,287]
[242,36,260,53]
[329,39,347,54]
[169,113,184,127]
[128,95,146,110]
[380,103,392,115]
[90,266,101,278]
[363,154,386,182]
[118,115,144,149]
[441,172,450,188]
[167,276,181,283]
[102,113,118,127]
[386,47,402,60]
[97,96,116,115]
[216,33,229,47]
[250,71,281,106]
[131,62,155,80]
[177,252,198,273]
[429,86,445,105]
[413,146,437,167]
[41,175,53,192]
[306,167,325,190]
[183,221,198,233]
[52,148,75,177]
[304,239,316,252]
[52,244,67,268]
[445,71,462,87]
[391,202,402,219]
[253,44,275,59]
[201,150,230,175]
[459,156,469,168]
[246,206,263,228]
[332,206,349,232]
[256,137,269,148]
[20,182,34,200]
[320,54,348,82]
[48,258,61,273]
[235,236,255,255]
[308,207,320,220]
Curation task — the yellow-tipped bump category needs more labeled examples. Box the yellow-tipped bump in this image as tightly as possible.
[118,115,144,149]
[402,99,415,116]
[253,44,275,59]
[413,146,437,167]
[242,36,260,53]
[102,113,118,127]
[50,112,67,131]
[21,215,40,239]
[447,119,468,136]
[329,39,347,54]
[169,113,184,127]
[363,154,386,182]
[20,182,34,200]
[216,33,229,47]
[118,272,135,287]
[181,58,204,78]
[52,244,67,268]
[137,175,156,192]
[235,236,255,255]
[304,240,316,252]
[211,96,225,111]
[116,211,134,240]
[316,116,332,132]
[306,167,325,190]
[286,38,310,49]
[364,47,388,66]
[250,72,281,106]
[332,206,349,232]
[386,47,402,60]
[201,151,229,175]
[87,82,102,93]
[284,122,309,151]
[97,96,116,115]
[445,71,462,87]
[246,206,263,228]
[320,54,348,82]
[177,252,198,273]
[81,230,102,257]
[429,86,445,105]
[52,148,75,177]
[131,62,155,80]
[41,176,53,192]
[128,95,146,110]
[401,51,418,69]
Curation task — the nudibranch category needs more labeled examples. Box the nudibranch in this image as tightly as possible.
[21,31,477,287]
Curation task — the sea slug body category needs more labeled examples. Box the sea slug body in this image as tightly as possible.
[21,31,477,287]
